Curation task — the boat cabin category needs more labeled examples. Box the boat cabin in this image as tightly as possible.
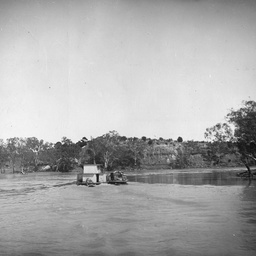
[77,164,107,185]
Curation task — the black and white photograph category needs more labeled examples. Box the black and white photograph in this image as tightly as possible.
[0,0,256,255]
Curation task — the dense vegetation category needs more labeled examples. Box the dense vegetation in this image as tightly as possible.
[0,133,239,173]
[0,137,81,173]
[0,101,255,174]
[205,100,256,177]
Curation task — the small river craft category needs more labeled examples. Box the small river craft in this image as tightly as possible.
[76,164,106,186]
[76,165,128,186]
[107,171,128,185]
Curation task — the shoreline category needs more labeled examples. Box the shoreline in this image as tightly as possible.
[1,165,255,176]
[123,166,256,175]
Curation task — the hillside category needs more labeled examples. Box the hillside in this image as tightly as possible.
[140,141,242,170]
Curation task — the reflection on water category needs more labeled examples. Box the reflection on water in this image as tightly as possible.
[127,170,249,186]
[0,171,256,256]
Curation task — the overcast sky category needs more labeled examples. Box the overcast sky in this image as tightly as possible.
[0,0,255,143]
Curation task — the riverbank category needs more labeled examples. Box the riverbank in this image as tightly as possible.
[114,166,256,175]
[2,165,255,176]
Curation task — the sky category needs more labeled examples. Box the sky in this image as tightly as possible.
[0,0,256,143]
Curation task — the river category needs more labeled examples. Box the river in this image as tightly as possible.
[0,169,256,256]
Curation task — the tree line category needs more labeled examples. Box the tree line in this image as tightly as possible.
[0,131,185,173]
[0,100,255,175]
[0,136,81,173]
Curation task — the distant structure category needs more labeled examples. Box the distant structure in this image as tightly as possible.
[77,164,107,184]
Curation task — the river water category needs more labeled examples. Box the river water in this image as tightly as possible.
[0,169,256,256]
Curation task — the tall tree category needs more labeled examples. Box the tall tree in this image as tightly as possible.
[205,100,256,177]
[6,137,24,173]
[204,123,234,142]
[25,137,44,171]
[0,140,9,173]
[94,131,120,170]
[53,137,80,172]
[204,122,235,166]
[126,137,144,167]
[79,137,97,165]
[177,136,183,143]
[226,100,256,177]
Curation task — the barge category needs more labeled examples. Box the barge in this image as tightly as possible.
[76,164,128,186]
[76,164,107,186]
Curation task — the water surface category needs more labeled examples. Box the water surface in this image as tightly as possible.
[0,170,256,256]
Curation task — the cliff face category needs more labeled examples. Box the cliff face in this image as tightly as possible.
[140,141,242,169]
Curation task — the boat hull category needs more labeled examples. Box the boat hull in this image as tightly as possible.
[107,181,128,185]
[76,181,101,186]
